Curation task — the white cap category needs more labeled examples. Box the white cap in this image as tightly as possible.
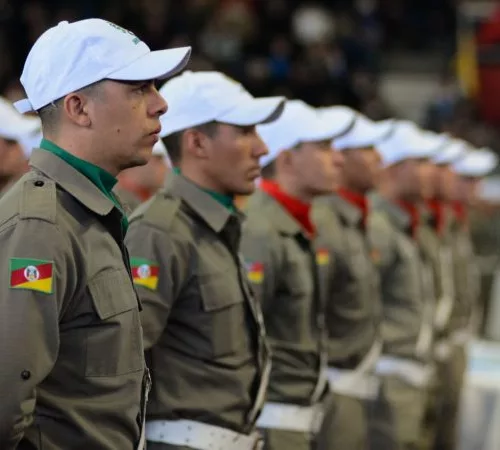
[478,176,500,201]
[158,71,285,137]
[0,97,41,141]
[432,138,468,165]
[257,100,346,167]
[317,105,357,139]
[453,148,498,177]
[14,19,191,113]
[377,121,445,167]
[332,114,394,150]
[19,130,43,159]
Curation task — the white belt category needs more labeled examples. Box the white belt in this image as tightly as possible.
[145,420,261,450]
[327,339,382,400]
[375,355,434,388]
[256,402,324,434]
[327,368,380,400]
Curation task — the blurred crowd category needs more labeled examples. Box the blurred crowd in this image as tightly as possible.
[2,0,456,120]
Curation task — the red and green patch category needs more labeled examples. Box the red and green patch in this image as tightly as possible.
[9,258,54,294]
[130,257,159,290]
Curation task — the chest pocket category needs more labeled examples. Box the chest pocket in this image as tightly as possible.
[85,269,144,377]
[198,268,247,358]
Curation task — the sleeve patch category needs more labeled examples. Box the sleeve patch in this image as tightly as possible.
[130,257,159,291]
[9,258,54,294]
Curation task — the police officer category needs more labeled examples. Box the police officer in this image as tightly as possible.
[432,146,497,450]
[115,140,171,213]
[420,138,467,450]
[312,109,396,449]
[0,97,40,198]
[125,71,285,450]
[369,122,441,450]
[240,100,345,449]
[0,18,190,449]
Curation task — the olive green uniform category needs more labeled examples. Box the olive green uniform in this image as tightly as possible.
[125,173,269,449]
[417,208,454,449]
[114,186,142,215]
[0,149,147,450]
[313,194,396,450]
[241,190,329,450]
[369,194,434,449]
[431,212,478,450]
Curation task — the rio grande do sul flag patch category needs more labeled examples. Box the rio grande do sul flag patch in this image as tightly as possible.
[130,257,159,291]
[9,258,54,294]
[316,248,330,265]
[247,262,264,284]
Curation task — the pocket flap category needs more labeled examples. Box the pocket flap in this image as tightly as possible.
[89,269,138,319]
[198,271,244,312]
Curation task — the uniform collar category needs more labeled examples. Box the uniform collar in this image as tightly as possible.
[370,192,412,231]
[29,148,116,216]
[334,189,366,227]
[259,180,315,237]
[247,189,304,237]
[397,200,420,237]
[164,172,240,233]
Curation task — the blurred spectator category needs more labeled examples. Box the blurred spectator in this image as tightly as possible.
[0,0,455,122]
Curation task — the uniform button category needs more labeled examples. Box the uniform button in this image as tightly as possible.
[21,370,31,380]
[34,180,44,187]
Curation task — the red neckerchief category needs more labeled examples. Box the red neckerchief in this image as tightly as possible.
[427,199,446,236]
[397,200,420,238]
[260,180,315,236]
[452,201,468,225]
[338,187,368,229]
[117,179,152,202]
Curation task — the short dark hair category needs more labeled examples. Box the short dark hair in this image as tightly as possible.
[37,82,104,134]
[162,121,219,166]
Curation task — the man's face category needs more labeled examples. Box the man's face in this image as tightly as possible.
[202,124,268,196]
[456,176,481,206]
[341,146,381,193]
[291,140,344,196]
[393,159,428,201]
[437,165,459,201]
[87,80,167,172]
[417,159,437,200]
[0,137,27,181]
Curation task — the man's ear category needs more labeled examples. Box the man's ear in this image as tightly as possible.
[183,128,213,160]
[62,92,92,127]
[275,148,296,173]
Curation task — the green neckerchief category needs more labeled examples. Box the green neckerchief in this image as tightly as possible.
[39,139,128,234]
[172,167,236,213]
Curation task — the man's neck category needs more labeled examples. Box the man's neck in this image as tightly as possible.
[47,133,119,176]
[179,165,230,196]
[274,175,312,204]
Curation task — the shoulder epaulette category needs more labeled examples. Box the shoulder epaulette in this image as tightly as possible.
[19,176,57,224]
[129,194,181,232]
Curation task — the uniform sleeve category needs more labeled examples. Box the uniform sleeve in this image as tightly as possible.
[240,222,281,314]
[0,220,74,449]
[125,221,187,350]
